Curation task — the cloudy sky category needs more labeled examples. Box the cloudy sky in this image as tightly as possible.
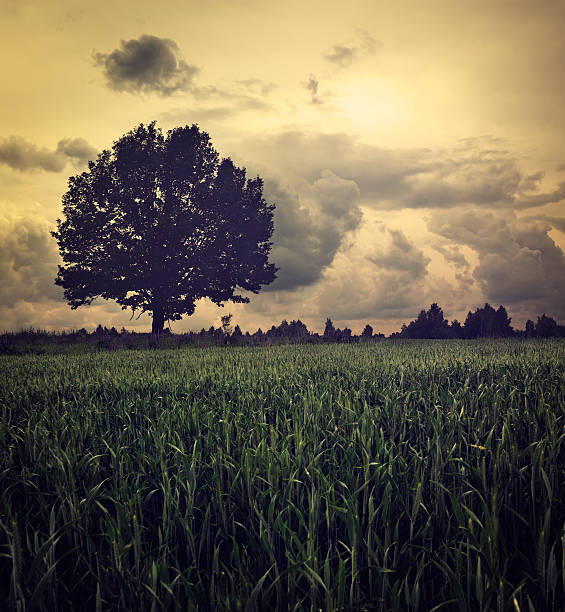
[1,0,564,334]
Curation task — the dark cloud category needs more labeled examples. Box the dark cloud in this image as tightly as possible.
[244,130,424,197]
[55,138,97,166]
[0,136,66,172]
[427,209,565,318]
[544,216,565,232]
[264,181,322,291]
[311,169,362,231]
[513,182,565,208]
[402,149,522,208]
[0,135,96,172]
[304,74,322,104]
[0,216,62,307]
[94,34,198,96]
[263,171,362,291]
[243,131,565,211]
[521,214,565,233]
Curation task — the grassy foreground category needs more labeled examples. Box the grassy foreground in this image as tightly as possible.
[1,340,564,611]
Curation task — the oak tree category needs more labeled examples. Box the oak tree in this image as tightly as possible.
[52,122,277,335]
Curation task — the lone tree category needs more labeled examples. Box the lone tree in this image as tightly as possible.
[52,122,277,335]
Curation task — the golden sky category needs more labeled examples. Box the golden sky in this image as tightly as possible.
[1,0,564,334]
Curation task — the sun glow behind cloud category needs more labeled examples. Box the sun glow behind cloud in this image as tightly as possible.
[334,79,412,135]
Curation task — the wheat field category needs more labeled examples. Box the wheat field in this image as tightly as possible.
[1,340,564,611]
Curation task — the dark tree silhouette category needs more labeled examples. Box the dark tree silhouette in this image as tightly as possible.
[221,313,233,336]
[400,303,450,338]
[52,122,277,336]
[361,324,373,338]
[494,305,513,337]
[464,303,514,338]
[323,318,336,341]
[287,319,309,339]
[535,314,561,337]
[264,319,310,341]
[231,324,243,345]
[450,319,463,338]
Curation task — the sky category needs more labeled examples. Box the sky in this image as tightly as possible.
[1,0,564,335]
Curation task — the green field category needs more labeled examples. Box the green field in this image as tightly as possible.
[1,340,564,611]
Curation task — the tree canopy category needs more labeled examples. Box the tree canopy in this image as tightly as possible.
[399,303,450,339]
[397,302,515,339]
[52,122,277,335]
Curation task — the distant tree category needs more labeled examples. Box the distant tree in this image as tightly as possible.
[288,319,309,339]
[450,319,463,338]
[427,303,448,334]
[401,303,450,338]
[361,324,373,338]
[278,319,290,338]
[94,324,105,337]
[463,310,479,338]
[494,305,513,337]
[52,122,277,337]
[478,303,497,337]
[231,324,243,345]
[221,313,233,336]
[535,314,559,337]
[464,303,513,338]
[525,319,535,338]
[324,318,336,341]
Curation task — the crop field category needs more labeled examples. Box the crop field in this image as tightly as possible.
[1,340,564,611]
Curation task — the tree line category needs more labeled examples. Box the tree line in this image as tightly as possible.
[2,303,563,353]
[392,303,564,339]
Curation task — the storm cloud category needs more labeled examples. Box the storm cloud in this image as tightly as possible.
[0,135,96,172]
[55,138,97,166]
[244,131,565,211]
[94,34,199,96]
[264,171,362,291]
[0,215,62,306]
[428,209,565,318]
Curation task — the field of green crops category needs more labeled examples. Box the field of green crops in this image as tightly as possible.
[1,340,564,611]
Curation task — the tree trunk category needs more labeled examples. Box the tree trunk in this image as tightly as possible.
[151,308,165,338]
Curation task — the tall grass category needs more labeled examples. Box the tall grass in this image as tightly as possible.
[1,340,564,610]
